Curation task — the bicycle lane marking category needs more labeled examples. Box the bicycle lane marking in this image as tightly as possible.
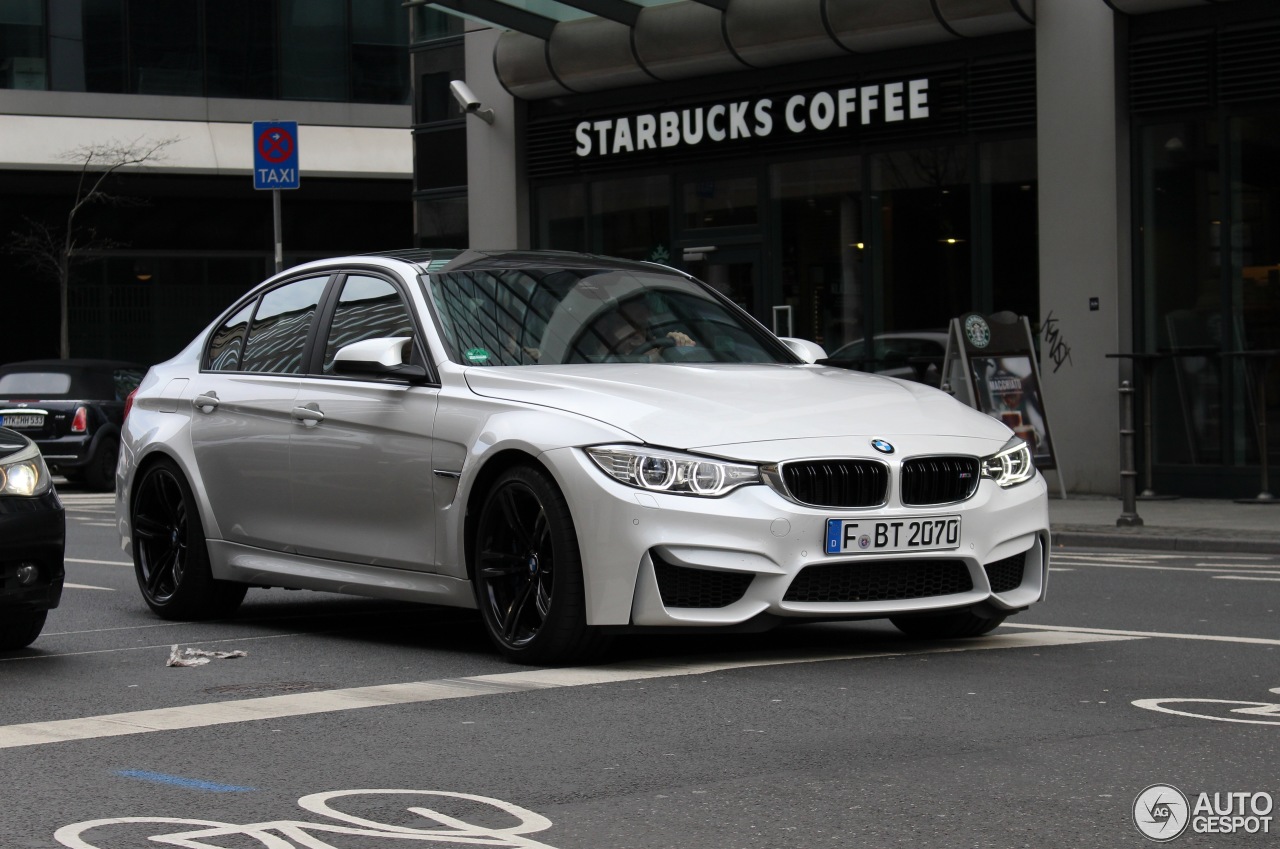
[0,630,1132,749]
[1003,622,1280,646]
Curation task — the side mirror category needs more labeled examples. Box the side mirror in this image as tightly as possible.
[779,337,828,365]
[333,337,427,381]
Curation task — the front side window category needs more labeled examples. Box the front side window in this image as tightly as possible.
[240,276,328,374]
[322,275,416,373]
[428,266,793,367]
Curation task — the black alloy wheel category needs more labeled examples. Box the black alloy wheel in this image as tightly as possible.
[473,465,607,664]
[131,458,246,620]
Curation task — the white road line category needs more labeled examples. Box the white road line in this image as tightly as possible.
[0,631,1133,749]
[1213,575,1280,582]
[66,558,131,566]
[1046,563,1280,575]
[63,583,114,591]
[1007,623,1280,646]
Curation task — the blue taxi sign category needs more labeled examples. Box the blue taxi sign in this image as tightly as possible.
[253,121,300,190]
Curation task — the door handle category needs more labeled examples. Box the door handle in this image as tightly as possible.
[291,402,324,427]
[194,392,219,414]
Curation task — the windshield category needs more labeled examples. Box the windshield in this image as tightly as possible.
[426,266,794,366]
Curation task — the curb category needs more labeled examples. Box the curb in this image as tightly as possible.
[1051,528,1280,554]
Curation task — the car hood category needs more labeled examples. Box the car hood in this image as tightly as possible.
[463,363,1011,452]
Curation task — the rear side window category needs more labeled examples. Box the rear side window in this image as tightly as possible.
[321,275,416,373]
[240,277,328,374]
[205,303,254,371]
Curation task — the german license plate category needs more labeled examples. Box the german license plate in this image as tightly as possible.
[0,413,43,429]
[825,515,961,555]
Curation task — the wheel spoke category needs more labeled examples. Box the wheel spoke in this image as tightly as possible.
[502,575,539,642]
[146,547,176,596]
[498,487,535,550]
[477,548,527,578]
[134,513,168,540]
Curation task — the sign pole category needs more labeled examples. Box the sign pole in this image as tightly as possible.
[273,188,283,274]
[252,120,300,275]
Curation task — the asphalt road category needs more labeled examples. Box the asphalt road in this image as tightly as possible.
[1,484,1277,848]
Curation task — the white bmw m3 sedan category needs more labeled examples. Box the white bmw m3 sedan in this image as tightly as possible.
[117,250,1049,664]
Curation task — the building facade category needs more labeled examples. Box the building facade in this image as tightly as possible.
[425,0,1280,498]
[0,0,414,366]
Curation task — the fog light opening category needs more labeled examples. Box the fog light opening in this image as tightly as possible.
[15,563,39,585]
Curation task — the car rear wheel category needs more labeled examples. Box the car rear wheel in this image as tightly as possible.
[473,465,608,665]
[84,435,119,492]
[131,458,246,620]
[0,610,46,650]
[890,609,1006,639]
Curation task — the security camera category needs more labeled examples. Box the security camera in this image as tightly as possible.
[449,80,495,124]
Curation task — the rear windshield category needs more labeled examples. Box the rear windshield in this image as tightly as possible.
[0,372,72,396]
[0,368,144,400]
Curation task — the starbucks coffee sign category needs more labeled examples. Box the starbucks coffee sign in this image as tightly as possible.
[574,78,930,158]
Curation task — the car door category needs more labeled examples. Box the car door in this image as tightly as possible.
[288,272,441,571]
[188,275,330,552]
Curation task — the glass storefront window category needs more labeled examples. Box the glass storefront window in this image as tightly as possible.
[416,195,468,249]
[979,139,1038,319]
[206,1,276,99]
[352,2,409,103]
[871,147,972,336]
[537,183,587,252]
[771,156,862,349]
[593,175,671,262]
[0,0,45,90]
[412,8,464,41]
[129,0,201,95]
[682,176,757,229]
[280,0,347,101]
[1139,118,1227,467]
[414,42,465,124]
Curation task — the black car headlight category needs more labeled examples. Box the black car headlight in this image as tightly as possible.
[586,445,760,497]
[0,442,53,497]
[980,437,1036,488]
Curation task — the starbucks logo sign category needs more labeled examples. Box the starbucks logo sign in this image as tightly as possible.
[964,314,991,348]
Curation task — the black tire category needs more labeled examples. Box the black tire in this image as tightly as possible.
[131,458,246,620]
[891,609,1006,639]
[472,465,609,665]
[83,435,119,492]
[0,610,46,650]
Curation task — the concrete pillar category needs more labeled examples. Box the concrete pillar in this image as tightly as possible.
[1036,0,1128,494]
[464,25,528,248]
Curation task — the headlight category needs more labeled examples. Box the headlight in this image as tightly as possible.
[586,445,760,497]
[0,442,52,497]
[980,437,1036,488]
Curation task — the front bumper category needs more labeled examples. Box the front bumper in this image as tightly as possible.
[542,447,1050,628]
[0,490,66,612]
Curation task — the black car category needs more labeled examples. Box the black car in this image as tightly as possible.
[0,427,64,650]
[0,359,146,491]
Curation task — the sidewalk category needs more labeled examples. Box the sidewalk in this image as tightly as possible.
[1050,493,1280,553]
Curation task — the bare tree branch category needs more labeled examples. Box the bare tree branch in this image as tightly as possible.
[6,135,182,358]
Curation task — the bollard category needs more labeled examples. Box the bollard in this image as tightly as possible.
[1117,380,1143,527]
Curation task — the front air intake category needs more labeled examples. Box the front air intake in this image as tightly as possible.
[652,554,754,609]
[783,559,973,603]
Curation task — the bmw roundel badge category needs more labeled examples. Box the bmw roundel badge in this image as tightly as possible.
[871,439,895,454]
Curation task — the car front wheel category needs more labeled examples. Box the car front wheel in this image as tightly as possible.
[131,458,246,620]
[0,610,47,650]
[473,465,607,665]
